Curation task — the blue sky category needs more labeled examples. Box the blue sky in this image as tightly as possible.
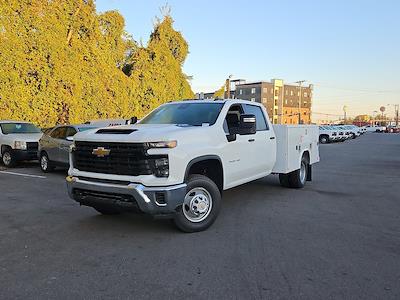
[96,0,400,121]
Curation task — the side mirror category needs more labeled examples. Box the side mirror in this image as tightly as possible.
[66,136,74,142]
[238,114,256,135]
[127,117,138,125]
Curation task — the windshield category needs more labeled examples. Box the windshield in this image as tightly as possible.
[0,123,41,134]
[140,102,224,126]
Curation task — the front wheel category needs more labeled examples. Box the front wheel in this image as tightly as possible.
[174,175,221,233]
[2,149,16,167]
[319,135,329,144]
[39,152,54,173]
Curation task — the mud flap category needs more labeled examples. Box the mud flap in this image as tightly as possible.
[307,164,312,181]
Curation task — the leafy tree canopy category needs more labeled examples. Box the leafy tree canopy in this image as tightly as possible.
[0,0,193,126]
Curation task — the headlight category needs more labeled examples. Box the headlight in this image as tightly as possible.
[154,157,169,177]
[14,141,27,150]
[148,141,177,149]
[69,143,76,153]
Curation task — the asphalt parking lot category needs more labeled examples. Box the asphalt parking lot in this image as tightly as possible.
[0,133,399,299]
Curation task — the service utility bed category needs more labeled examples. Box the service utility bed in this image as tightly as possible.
[272,125,320,174]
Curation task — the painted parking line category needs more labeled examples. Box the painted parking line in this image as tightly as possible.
[0,171,46,179]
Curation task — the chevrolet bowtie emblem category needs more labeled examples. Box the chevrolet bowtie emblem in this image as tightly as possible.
[92,147,111,158]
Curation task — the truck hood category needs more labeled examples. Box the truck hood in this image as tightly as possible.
[3,133,43,142]
[73,124,209,143]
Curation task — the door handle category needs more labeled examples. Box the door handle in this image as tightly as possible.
[248,138,255,142]
[270,137,275,140]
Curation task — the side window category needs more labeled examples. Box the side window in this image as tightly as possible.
[243,104,268,131]
[66,127,77,138]
[50,127,67,139]
[224,104,244,135]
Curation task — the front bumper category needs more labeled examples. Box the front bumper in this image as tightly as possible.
[66,176,187,217]
[12,149,38,161]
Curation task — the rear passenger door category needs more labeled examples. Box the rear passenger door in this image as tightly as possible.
[243,104,277,177]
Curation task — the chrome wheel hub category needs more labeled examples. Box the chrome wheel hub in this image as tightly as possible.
[3,152,11,166]
[182,187,212,223]
[300,161,306,184]
[41,156,48,170]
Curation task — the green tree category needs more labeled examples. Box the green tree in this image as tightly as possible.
[213,86,225,98]
[0,1,193,126]
[124,15,194,117]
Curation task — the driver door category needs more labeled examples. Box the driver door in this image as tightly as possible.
[220,104,258,188]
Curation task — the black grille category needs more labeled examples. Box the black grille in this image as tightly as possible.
[73,188,136,203]
[27,142,39,151]
[73,141,167,176]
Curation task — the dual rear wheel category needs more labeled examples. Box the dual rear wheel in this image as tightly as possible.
[279,155,309,188]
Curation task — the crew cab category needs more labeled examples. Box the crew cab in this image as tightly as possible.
[66,100,319,232]
[0,121,43,167]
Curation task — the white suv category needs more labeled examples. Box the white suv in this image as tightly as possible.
[0,121,43,167]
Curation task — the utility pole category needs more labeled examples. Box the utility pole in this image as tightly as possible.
[295,80,306,124]
[225,75,233,99]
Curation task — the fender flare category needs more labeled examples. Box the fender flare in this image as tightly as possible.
[184,155,223,182]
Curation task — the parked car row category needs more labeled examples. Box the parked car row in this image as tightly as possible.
[318,125,364,144]
[0,120,100,168]
[0,118,140,168]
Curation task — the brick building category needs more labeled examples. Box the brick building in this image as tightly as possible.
[234,79,313,124]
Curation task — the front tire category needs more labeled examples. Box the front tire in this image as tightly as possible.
[174,175,221,233]
[319,135,329,144]
[2,149,16,167]
[39,152,54,173]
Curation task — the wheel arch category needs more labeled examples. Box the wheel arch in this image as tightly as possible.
[184,155,224,193]
[1,144,12,156]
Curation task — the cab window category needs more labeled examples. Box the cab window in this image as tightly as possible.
[50,127,67,139]
[66,127,77,138]
[223,104,243,135]
[243,104,268,131]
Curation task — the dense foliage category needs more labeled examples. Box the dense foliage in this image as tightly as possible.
[0,0,193,126]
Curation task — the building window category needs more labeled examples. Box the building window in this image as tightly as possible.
[262,98,267,103]
[251,88,256,94]
[285,99,288,105]
[285,90,288,95]
[263,88,268,93]
[271,89,273,94]
[239,89,243,95]
[251,98,255,102]
[304,92,308,97]
[297,92,300,96]
[290,91,293,96]
[274,90,278,97]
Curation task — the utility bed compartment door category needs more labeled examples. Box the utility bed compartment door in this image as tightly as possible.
[272,125,319,174]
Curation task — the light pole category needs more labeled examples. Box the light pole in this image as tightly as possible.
[372,110,378,126]
[295,80,306,124]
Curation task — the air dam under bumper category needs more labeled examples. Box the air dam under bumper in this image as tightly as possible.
[66,176,187,217]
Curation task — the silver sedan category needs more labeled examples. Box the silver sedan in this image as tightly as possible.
[38,124,97,172]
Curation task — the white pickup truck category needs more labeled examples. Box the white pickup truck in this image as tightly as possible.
[0,121,43,167]
[66,100,319,232]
